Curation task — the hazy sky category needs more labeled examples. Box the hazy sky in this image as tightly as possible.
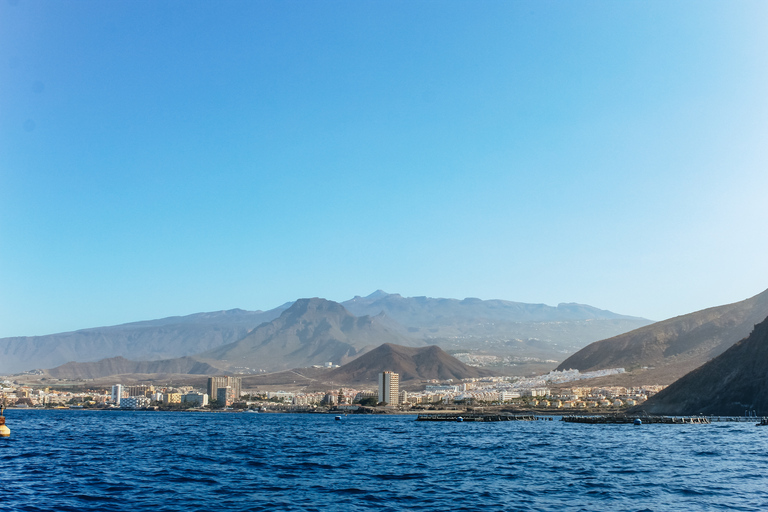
[2,1,767,338]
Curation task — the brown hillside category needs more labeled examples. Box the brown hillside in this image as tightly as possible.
[556,288,768,383]
[631,314,768,416]
[322,343,497,384]
[45,356,222,380]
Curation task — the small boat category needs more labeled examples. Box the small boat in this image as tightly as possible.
[335,415,342,421]
[456,416,464,422]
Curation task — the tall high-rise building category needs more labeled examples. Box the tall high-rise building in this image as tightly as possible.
[229,376,241,399]
[111,384,123,406]
[216,386,233,406]
[207,376,228,399]
[207,376,242,404]
[378,371,400,406]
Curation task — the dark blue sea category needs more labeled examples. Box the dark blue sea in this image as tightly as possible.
[1,410,767,511]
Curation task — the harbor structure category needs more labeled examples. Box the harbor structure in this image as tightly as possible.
[378,371,400,406]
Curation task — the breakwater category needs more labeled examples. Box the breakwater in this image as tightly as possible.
[416,412,538,422]
[562,414,710,424]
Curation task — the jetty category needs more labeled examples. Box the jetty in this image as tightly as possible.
[416,413,536,422]
[562,414,710,424]
[708,416,766,423]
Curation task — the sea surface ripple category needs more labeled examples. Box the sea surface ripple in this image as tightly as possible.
[1,410,767,511]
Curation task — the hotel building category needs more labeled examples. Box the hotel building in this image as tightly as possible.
[207,376,241,406]
[378,371,400,406]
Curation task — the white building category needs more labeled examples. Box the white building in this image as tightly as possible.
[182,392,208,407]
[111,384,123,406]
[120,396,150,409]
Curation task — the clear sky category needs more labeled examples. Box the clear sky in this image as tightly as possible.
[2,1,767,338]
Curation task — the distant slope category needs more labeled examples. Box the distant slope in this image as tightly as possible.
[556,288,768,383]
[198,298,424,372]
[344,290,646,323]
[343,291,653,358]
[44,356,223,381]
[632,314,768,415]
[321,343,496,384]
[0,306,290,375]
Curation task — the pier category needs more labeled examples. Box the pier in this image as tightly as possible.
[562,415,710,424]
[708,416,766,423]
[416,413,536,422]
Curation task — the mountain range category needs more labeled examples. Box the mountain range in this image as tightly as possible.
[0,291,650,375]
[0,306,289,375]
[342,291,652,357]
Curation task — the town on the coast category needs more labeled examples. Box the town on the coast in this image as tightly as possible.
[0,368,664,413]
[3,288,768,419]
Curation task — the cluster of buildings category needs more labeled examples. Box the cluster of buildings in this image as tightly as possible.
[109,376,242,409]
[1,368,664,412]
[264,369,664,410]
[1,379,111,407]
[0,375,246,410]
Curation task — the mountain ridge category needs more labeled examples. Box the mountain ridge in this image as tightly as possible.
[196,298,424,372]
[0,305,291,375]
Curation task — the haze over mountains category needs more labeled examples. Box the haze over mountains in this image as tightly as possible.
[342,291,651,357]
[0,291,650,376]
[556,288,768,384]
[0,306,290,375]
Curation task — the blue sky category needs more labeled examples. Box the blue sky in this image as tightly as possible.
[2,1,767,337]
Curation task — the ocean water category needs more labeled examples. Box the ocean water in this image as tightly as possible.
[1,410,767,512]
